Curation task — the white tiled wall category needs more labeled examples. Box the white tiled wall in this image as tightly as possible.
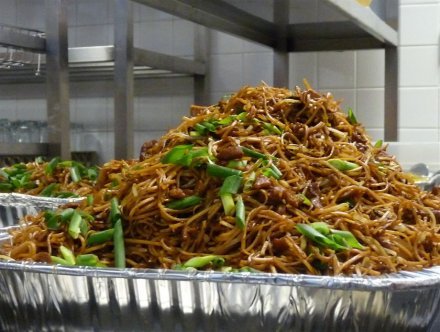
[0,0,440,170]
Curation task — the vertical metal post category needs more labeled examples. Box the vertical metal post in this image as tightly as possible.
[273,0,289,87]
[45,0,70,159]
[194,25,209,105]
[114,0,134,159]
[384,46,398,141]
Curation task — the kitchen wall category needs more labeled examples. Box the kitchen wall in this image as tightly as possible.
[0,0,439,169]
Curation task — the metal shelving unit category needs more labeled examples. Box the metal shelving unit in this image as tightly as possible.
[134,0,399,141]
[0,0,398,161]
[0,0,208,161]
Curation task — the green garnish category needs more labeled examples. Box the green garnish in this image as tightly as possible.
[347,107,358,125]
[75,254,104,267]
[68,211,83,239]
[328,159,359,171]
[235,195,246,230]
[206,163,242,178]
[59,245,76,265]
[219,175,242,195]
[374,139,383,148]
[109,197,122,226]
[174,255,225,270]
[296,222,364,251]
[113,219,126,268]
[87,228,115,246]
[160,145,209,167]
[166,195,202,210]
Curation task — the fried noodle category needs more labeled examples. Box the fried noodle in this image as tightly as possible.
[2,84,440,276]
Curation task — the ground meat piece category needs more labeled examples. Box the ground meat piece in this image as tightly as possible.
[169,188,187,199]
[253,175,272,190]
[216,137,244,161]
[284,190,301,208]
[306,182,323,208]
[272,237,290,254]
[267,186,285,204]
[139,139,158,161]
[351,130,368,152]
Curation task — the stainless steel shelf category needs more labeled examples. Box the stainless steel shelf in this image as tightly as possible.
[70,46,205,75]
[0,25,45,53]
[0,46,206,83]
[133,0,398,50]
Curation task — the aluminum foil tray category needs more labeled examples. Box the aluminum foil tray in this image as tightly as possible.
[1,195,440,332]
[0,193,84,227]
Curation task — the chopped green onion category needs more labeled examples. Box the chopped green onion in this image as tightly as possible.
[194,123,209,135]
[86,194,94,206]
[296,223,345,251]
[44,210,60,230]
[220,193,235,216]
[160,145,209,167]
[298,194,312,207]
[58,160,73,167]
[68,211,83,239]
[268,163,282,179]
[235,195,246,230]
[166,195,202,210]
[87,228,115,246]
[86,167,99,181]
[241,146,267,160]
[51,256,71,265]
[226,160,247,169]
[217,116,235,125]
[60,208,75,222]
[328,159,359,171]
[374,139,383,148]
[59,245,76,265]
[161,145,193,165]
[40,183,59,197]
[330,230,364,250]
[109,197,122,226]
[262,166,281,179]
[177,255,225,269]
[45,157,61,175]
[262,122,282,135]
[219,175,242,195]
[236,112,248,122]
[113,219,126,268]
[206,163,242,178]
[296,222,364,251]
[70,165,82,183]
[80,219,89,236]
[76,254,101,267]
[309,221,330,235]
[347,107,358,125]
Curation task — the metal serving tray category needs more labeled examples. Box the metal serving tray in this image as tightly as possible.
[1,194,440,332]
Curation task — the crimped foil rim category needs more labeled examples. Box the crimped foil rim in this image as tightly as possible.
[1,256,440,292]
[0,192,84,206]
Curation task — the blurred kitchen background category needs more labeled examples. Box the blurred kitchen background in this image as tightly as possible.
[0,0,437,170]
